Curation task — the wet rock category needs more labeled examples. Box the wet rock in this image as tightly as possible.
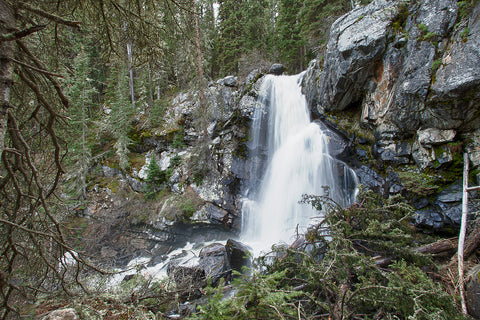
[225,239,251,273]
[355,165,385,194]
[216,75,237,87]
[198,243,231,285]
[268,63,285,75]
[315,120,353,160]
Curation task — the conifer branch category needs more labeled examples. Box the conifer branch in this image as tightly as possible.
[10,57,63,78]
[0,25,46,42]
[16,41,70,109]
[17,2,81,28]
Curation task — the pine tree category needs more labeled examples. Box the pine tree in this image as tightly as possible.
[216,0,244,75]
[63,44,97,199]
[106,64,134,170]
[215,0,277,77]
[276,0,306,72]
[145,154,165,198]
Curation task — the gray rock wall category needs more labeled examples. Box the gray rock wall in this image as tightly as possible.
[303,0,480,169]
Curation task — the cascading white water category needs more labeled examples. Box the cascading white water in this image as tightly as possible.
[241,73,357,253]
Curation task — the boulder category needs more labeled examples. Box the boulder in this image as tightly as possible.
[198,243,231,285]
[417,128,456,146]
[167,263,206,289]
[223,76,238,87]
[43,309,78,320]
[268,63,285,75]
[225,239,251,273]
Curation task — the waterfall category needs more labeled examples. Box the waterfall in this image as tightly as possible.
[241,73,357,253]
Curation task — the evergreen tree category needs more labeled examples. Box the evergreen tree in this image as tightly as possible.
[215,0,277,77]
[145,154,165,198]
[105,64,134,170]
[216,0,245,75]
[276,0,306,72]
[63,44,97,199]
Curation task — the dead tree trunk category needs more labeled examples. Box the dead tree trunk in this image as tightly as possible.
[459,153,469,315]
[192,0,207,139]
[0,0,15,163]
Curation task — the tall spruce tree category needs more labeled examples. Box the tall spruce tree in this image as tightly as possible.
[216,0,244,75]
[276,0,306,72]
[63,44,97,200]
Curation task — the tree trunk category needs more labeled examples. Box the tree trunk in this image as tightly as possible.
[192,0,207,138]
[127,42,135,108]
[0,0,15,163]
[459,153,469,315]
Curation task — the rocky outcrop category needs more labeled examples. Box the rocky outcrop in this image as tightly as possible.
[80,69,262,267]
[303,0,480,166]
[429,3,480,131]
[315,0,399,113]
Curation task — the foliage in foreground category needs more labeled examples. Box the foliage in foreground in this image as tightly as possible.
[196,188,464,320]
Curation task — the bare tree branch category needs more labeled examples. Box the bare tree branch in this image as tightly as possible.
[10,57,64,78]
[0,25,46,42]
[17,2,81,28]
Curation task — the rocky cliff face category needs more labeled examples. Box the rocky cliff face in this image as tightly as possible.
[304,0,480,170]
[76,72,264,266]
[303,0,480,233]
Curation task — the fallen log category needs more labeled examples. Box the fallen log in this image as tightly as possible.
[415,238,457,255]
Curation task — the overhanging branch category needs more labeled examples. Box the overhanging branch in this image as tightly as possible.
[17,2,81,28]
[0,25,46,42]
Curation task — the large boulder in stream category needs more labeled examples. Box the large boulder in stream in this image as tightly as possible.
[225,239,252,273]
[167,240,251,292]
[198,242,232,285]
